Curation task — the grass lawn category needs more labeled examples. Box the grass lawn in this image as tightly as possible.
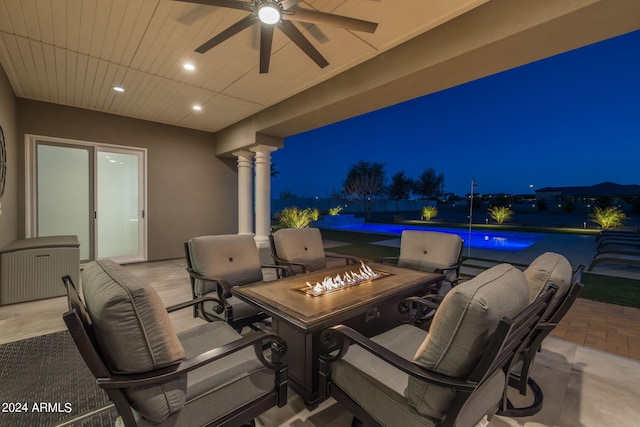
[319,227,640,309]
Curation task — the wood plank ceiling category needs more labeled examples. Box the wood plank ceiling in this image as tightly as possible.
[0,0,487,133]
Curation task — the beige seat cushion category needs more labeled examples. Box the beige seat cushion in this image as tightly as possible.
[524,252,572,317]
[82,260,186,423]
[397,230,463,281]
[407,263,529,419]
[188,235,263,289]
[332,324,505,427]
[273,227,327,272]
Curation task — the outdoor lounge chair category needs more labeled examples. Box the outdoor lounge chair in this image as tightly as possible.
[62,259,288,427]
[378,230,464,295]
[588,253,640,271]
[185,234,292,331]
[318,263,554,427]
[499,253,584,417]
[269,227,358,275]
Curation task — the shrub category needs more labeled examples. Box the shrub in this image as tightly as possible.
[421,205,438,221]
[589,206,626,229]
[488,206,514,224]
[328,206,343,216]
[276,207,319,229]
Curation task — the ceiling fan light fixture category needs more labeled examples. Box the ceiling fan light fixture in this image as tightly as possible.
[257,1,281,25]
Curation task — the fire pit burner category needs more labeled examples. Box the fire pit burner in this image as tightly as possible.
[294,261,391,297]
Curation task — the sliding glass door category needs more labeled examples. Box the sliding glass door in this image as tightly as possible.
[96,149,144,262]
[29,137,146,263]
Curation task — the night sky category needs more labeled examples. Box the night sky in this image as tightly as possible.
[272,30,640,198]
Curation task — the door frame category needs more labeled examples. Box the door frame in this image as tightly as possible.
[25,134,148,263]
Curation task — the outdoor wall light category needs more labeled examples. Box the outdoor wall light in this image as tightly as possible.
[257,1,281,24]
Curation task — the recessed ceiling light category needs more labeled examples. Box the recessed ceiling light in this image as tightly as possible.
[113,86,125,93]
[192,105,202,111]
[183,63,196,71]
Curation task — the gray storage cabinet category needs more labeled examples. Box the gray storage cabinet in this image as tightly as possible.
[0,236,80,305]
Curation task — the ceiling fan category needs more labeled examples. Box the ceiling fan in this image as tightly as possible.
[175,0,378,73]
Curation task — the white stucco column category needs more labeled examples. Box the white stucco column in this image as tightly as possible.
[251,145,278,247]
[233,150,255,235]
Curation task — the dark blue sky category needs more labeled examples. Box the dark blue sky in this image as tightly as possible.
[272,30,640,198]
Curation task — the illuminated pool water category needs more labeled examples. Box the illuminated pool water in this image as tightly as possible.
[319,222,542,252]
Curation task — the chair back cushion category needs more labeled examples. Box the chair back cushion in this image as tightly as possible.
[273,228,327,271]
[188,235,263,290]
[397,230,462,280]
[406,263,529,419]
[524,252,572,317]
[82,260,186,423]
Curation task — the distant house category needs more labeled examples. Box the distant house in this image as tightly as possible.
[535,182,640,203]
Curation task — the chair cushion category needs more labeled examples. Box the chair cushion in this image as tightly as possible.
[273,228,327,271]
[132,319,277,426]
[82,260,187,422]
[188,235,263,287]
[82,260,186,423]
[524,252,572,316]
[397,230,463,281]
[332,324,505,427]
[407,263,529,419]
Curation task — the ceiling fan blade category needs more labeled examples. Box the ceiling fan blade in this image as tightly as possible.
[277,20,329,69]
[195,15,257,53]
[259,25,275,74]
[173,0,252,12]
[281,0,304,10]
[285,8,378,33]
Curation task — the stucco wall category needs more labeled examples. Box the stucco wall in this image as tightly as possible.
[16,99,237,261]
[0,64,18,249]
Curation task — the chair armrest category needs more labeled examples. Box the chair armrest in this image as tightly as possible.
[320,325,474,392]
[97,330,287,389]
[397,295,442,325]
[165,296,225,313]
[325,253,359,265]
[376,256,399,265]
[186,268,233,298]
[262,264,295,277]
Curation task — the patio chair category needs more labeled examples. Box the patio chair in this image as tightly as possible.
[379,230,463,295]
[499,253,583,417]
[587,252,640,271]
[62,259,288,427]
[269,227,358,275]
[318,263,553,427]
[185,234,292,331]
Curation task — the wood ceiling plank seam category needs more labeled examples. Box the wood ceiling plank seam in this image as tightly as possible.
[128,73,164,114]
[88,60,108,110]
[117,70,148,114]
[17,0,38,40]
[0,1,16,34]
[72,54,88,107]
[147,5,188,77]
[99,0,128,63]
[36,0,55,44]
[0,34,26,96]
[96,62,119,110]
[118,0,159,68]
[50,0,68,48]
[131,0,175,73]
[27,40,49,100]
[55,47,69,105]
[105,64,129,111]
[16,37,42,99]
[65,49,82,105]
[41,43,59,102]
[81,57,99,108]
[77,0,97,55]
[65,0,82,53]
[88,0,114,59]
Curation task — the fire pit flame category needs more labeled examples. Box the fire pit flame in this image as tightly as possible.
[304,261,384,296]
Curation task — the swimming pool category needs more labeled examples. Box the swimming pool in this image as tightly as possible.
[319,222,542,252]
